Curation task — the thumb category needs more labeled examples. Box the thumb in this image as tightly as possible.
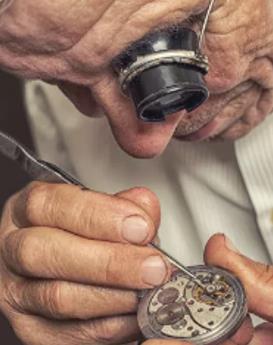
[143,340,190,345]
[204,234,273,322]
[250,323,273,345]
[116,187,161,230]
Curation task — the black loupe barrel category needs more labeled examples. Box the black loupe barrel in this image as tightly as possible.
[113,28,209,122]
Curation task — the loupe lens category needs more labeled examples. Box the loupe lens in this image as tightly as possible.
[129,63,208,122]
[114,28,209,122]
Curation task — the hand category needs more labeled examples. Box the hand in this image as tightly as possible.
[140,234,268,345]
[0,182,171,345]
[1,1,273,157]
[204,233,273,344]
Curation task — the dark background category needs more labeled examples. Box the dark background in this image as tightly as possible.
[0,70,33,344]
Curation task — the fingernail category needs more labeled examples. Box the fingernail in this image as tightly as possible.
[224,236,240,254]
[141,256,168,286]
[122,216,149,244]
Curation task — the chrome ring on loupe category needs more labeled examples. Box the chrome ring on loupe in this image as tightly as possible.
[119,50,209,92]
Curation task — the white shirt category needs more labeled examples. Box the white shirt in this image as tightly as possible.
[25,80,273,266]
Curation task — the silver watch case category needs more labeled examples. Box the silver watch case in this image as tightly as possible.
[138,266,247,345]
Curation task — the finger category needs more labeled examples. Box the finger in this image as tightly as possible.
[12,314,140,345]
[116,187,161,230]
[11,182,157,245]
[143,340,190,345]
[250,323,273,345]
[14,279,138,320]
[2,227,171,289]
[222,315,254,345]
[204,234,273,321]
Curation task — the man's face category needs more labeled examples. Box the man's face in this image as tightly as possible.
[1,0,273,157]
[175,1,273,143]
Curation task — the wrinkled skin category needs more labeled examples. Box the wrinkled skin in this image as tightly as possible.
[1,0,273,157]
[0,183,171,345]
[1,184,273,345]
[1,1,273,345]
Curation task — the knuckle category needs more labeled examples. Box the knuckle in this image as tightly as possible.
[24,182,50,224]
[0,280,24,314]
[76,192,111,233]
[42,281,67,319]
[78,199,98,231]
[258,265,273,286]
[92,319,120,344]
[78,318,122,344]
[85,192,111,225]
[103,248,119,284]
[8,231,37,275]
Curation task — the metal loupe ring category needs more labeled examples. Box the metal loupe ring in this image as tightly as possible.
[119,50,209,93]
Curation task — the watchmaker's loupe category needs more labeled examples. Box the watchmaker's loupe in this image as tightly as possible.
[113,27,209,122]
